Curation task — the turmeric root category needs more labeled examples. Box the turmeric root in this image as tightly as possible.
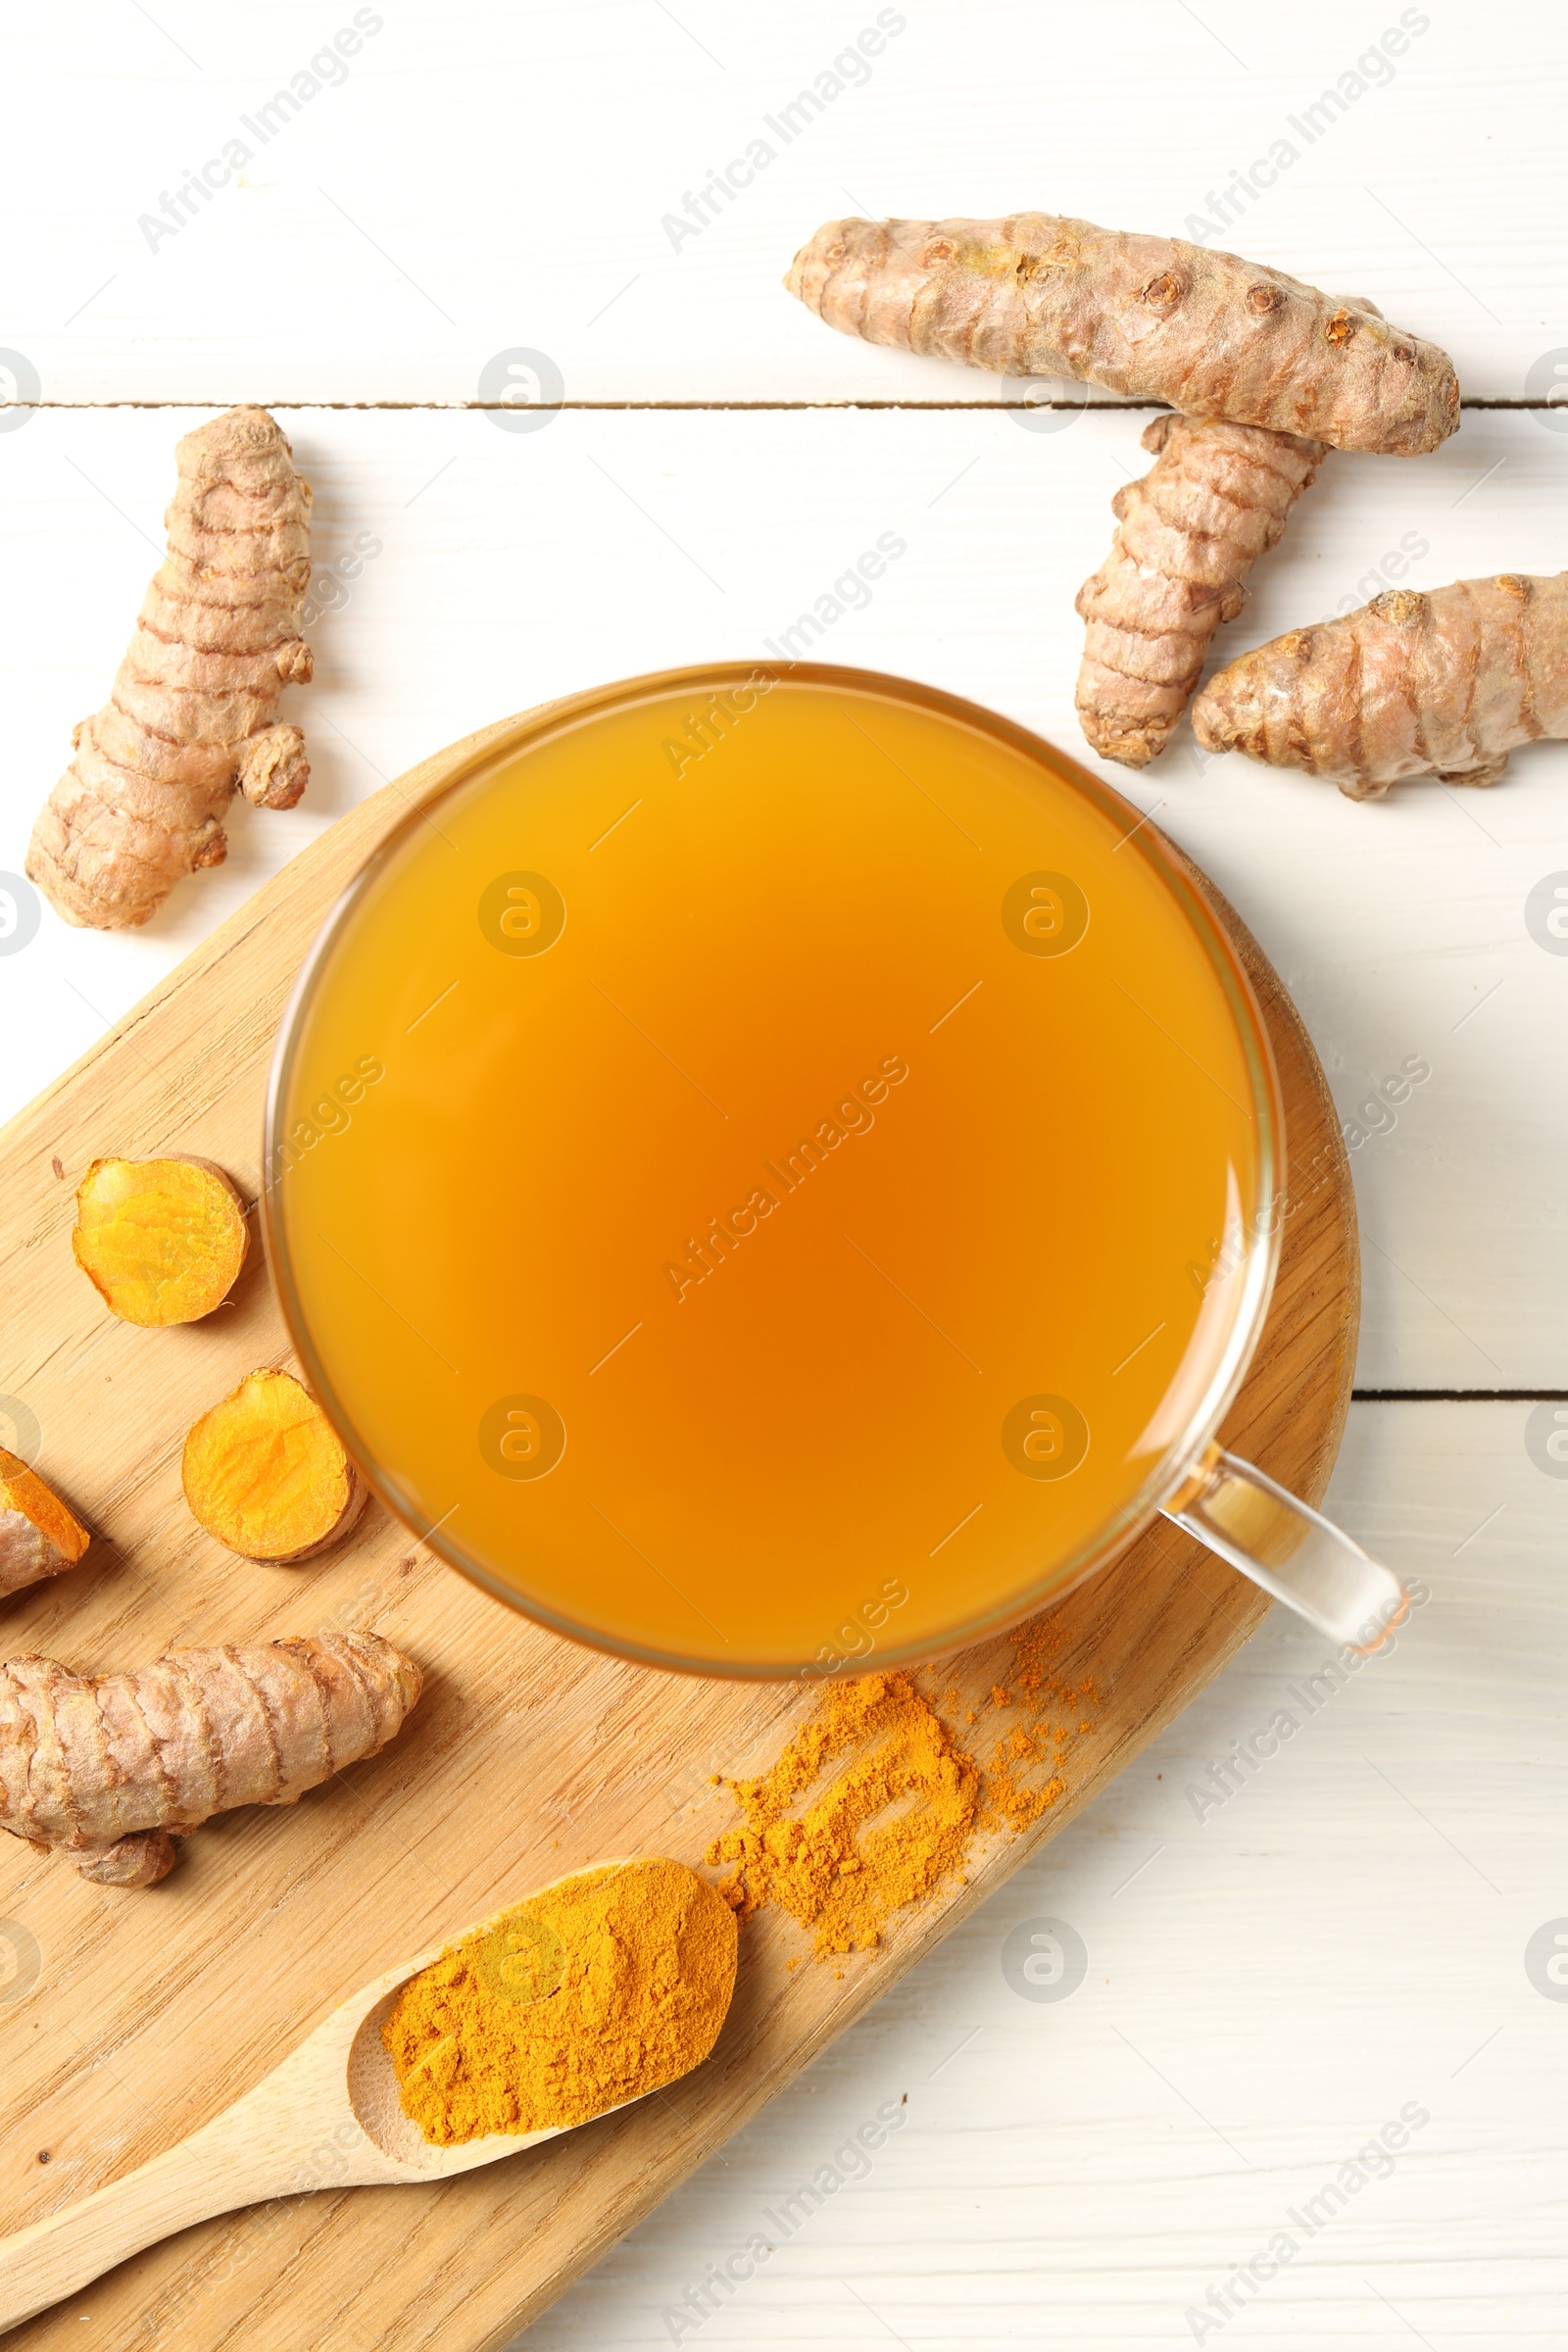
[183,1368,368,1563]
[0,1631,420,1886]
[785,215,1458,455]
[1076,416,1328,767]
[1192,573,1568,799]
[26,406,314,932]
[77,1830,178,1888]
[73,1154,249,1326]
[0,1451,90,1598]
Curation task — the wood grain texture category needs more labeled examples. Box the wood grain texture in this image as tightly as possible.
[4,1,1558,403]
[534,1403,1567,2352]
[0,712,1354,2351]
[4,405,1557,1387]
[0,1876,636,2337]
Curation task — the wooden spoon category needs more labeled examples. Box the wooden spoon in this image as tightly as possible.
[0,1861,720,2331]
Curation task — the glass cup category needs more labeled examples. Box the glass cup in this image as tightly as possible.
[263,663,1406,1675]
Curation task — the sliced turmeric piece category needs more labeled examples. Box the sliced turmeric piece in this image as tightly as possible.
[182,1368,368,1563]
[74,1155,249,1327]
[0,1450,91,1598]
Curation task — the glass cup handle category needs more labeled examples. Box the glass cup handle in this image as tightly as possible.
[1162,1447,1408,1652]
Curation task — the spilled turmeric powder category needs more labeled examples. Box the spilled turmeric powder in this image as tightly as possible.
[382,1858,737,2144]
[986,1723,1067,1833]
[706,1670,981,1956]
[706,1627,1104,1957]
[984,1614,1102,1834]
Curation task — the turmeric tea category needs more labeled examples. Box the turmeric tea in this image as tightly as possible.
[382,1858,737,2144]
[268,668,1267,1669]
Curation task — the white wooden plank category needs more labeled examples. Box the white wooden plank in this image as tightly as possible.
[8,15,1564,2345]
[4,405,1563,1388]
[515,1400,1568,2349]
[5,0,1565,407]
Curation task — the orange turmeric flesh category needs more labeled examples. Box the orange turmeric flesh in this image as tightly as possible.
[182,1367,367,1562]
[382,1859,738,2144]
[0,1449,91,1598]
[73,1155,248,1327]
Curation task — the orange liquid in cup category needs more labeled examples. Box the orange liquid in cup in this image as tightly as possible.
[268,666,1274,1675]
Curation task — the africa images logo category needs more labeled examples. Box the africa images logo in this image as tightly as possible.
[662,1054,909,1302]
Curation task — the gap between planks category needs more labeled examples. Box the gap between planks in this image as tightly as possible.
[1351,1388,1568,1402]
[4,397,1552,414]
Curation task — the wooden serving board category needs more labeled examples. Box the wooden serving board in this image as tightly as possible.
[0,714,1356,2352]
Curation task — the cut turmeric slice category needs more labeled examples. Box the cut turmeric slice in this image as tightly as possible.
[182,1368,368,1563]
[0,1449,91,1597]
[73,1155,249,1327]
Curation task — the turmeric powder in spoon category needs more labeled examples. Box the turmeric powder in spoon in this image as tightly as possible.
[382,1858,737,2144]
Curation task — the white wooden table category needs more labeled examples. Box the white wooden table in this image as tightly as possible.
[3,6,1565,2345]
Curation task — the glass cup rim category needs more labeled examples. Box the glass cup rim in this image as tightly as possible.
[262,659,1284,1681]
